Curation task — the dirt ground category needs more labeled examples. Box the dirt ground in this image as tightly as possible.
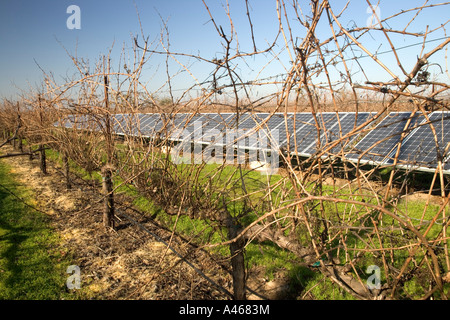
[0,145,295,300]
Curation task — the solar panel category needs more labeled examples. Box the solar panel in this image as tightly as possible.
[345,112,423,165]
[247,113,288,151]
[277,113,315,154]
[238,113,266,130]
[225,113,254,147]
[207,113,234,133]
[299,112,347,155]
[119,113,138,136]
[175,113,230,146]
[305,112,376,156]
[173,113,195,129]
[158,113,183,138]
[180,113,204,131]
[111,114,124,134]
[139,113,159,137]
[285,113,338,156]
[57,110,450,174]
[385,111,450,172]
[189,112,231,142]
[202,113,269,149]
[114,113,141,136]
[168,113,205,142]
[238,113,272,150]
[152,113,168,136]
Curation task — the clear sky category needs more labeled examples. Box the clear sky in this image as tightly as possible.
[0,0,448,101]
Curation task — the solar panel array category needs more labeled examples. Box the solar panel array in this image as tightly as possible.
[346,112,423,164]
[386,111,450,172]
[58,111,450,174]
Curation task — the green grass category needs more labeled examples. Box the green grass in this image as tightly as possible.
[0,161,81,299]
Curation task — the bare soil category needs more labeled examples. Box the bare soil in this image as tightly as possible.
[0,145,296,300]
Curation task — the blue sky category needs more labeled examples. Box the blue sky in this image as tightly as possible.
[0,1,448,101]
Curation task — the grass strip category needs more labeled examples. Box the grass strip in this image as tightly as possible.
[0,160,75,299]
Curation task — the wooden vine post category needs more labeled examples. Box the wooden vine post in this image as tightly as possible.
[38,95,47,174]
[102,165,115,229]
[102,59,115,229]
[63,153,71,190]
[224,208,246,300]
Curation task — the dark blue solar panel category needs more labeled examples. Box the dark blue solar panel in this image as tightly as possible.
[112,114,124,134]
[305,112,376,156]
[157,113,183,138]
[346,112,423,164]
[265,114,288,138]
[238,113,268,130]
[386,111,450,171]
[206,114,234,145]
[278,113,315,153]
[152,113,167,134]
[209,113,234,133]
[180,113,205,131]
[286,113,337,155]
[247,113,287,150]
[139,114,157,136]
[170,113,205,142]
[172,113,193,129]
[211,113,270,149]
[57,111,450,174]
[114,113,141,136]
[239,113,272,149]
[301,113,345,155]
[186,113,234,145]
